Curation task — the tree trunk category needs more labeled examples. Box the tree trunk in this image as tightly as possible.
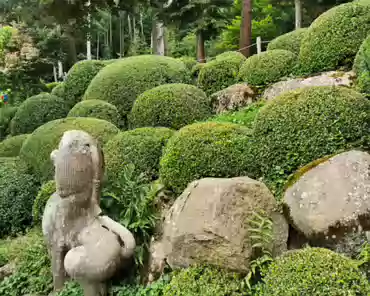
[128,14,133,44]
[140,12,144,40]
[239,0,252,57]
[151,20,158,54]
[295,0,302,29]
[97,33,99,59]
[197,31,206,63]
[109,11,113,51]
[66,32,77,65]
[86,0,92,60]
[156,22,166,56]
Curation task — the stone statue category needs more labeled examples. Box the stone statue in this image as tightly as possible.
[42,130,136,296]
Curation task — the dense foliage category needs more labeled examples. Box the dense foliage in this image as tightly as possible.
[63,60,106,107]
[32,180,56,224]
[252,86,370,196]
[10,93,70,135]
[159,122,251,194]
[129,84,212,130]
[104,127,174,182]
[353,35,370,94]
[68,99,120,126]
[0,134,29,157]
[0,106,17,140]
[260,247,370,295]
[177,56,197,71]
[197,52,245,95]
[267,28,308,55]
[239,50,296,86]
[20,117,119,182]
[51,82,66,98]
[298,1,370,74]
[0,157,39,238]
[83,55,190,126]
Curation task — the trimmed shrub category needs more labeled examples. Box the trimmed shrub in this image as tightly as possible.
[162,265,244,296]
[32,180,56,224]
[20,117,119,182]
[177,56,197,71]
[0,106,17,140]
[104,127,174,182]
[0,157,39,238]
[51,82,66,98]
[68,99,120,126]
[0,134,29,157]
[63,60,106,107]
[252,86,370,196]
[298,1,370,74]
[159,122,251,194]
[191,63,205,79]
[215,51,246,66]
[353,35,370,94]
[83,55,190,125]
[267,28,308,55]
[260,247,370,295]
[239,50,296,86]
[10,93,70,136]
[45,82,60,92]
[129,84,212,130]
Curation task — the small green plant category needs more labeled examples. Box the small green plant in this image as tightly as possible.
[357,241,370,279]
[244,210,273,291]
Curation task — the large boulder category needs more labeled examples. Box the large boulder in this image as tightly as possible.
[284,150,370,240]
[156,177,288,273]
[263,71,355,100]
[210,83,256,114]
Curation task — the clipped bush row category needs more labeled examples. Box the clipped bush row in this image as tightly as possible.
[267,28,308,55]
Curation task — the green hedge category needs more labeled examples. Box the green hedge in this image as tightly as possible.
[45,82,60,92]
[267,28,308,55]
[68,99,120,126]
[260,247,370,295]
[298,1,370,74]
[51,82,66,98]
[191,63,205,79]
[177,56,197,71]
[32,180,56,224]
[63,60,106,107]
[0,157,39,238]
[104,127,174,182]
[252,86,370,196]
[10,93,70,136]
[129,84,212,130]
[353,35,370,94]
[20,117,119,182]
[159,122,251,194]
[0,106,17,140]
[0,134,29,157]
[215,51,246,66]
[83,55,190,126]
[239,50,296,86]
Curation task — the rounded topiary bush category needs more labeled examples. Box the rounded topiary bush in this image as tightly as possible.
[104,127,174,182]
[215,51,246,66]
[0,157,39,238]
[68,99,120,126]
[129,84,212,130]
[353,35,370,94]
[0,134,29,157]
[10,93,70,135]
[32,180,56,224]
[239,50,296,86]
[260,247,370,295]
[0,106,17,140]
[267,28,308,55]
[252,86,370,196]
[83,55,190,125]
[177,56,197,71]
[159,122,251,194]
[20,117,119,182]
[51,82,66,98]
[298,1,370,74]
[63,60,106,107]
[163,265,244,296]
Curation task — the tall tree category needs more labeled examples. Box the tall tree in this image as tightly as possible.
[295,0,302,28]
[239,0,252,57]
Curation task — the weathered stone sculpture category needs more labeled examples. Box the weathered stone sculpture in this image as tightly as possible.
[42,130,136,296]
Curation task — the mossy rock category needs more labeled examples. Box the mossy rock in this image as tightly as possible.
[298,1,370,74]
[0,134,29,157]
[129,83,212,130]
[252,86,370,197]
[353,34,370,94]
[260,247,370,295]
[10,93,70,136]
[83,55,190,126]
[104,127,174,182]
[267,28,308,55]
[159,122,252,194]
[68,99,120,126]
[239,50,296,86]
[20,117,119,182]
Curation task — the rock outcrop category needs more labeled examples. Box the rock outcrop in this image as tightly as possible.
[150,177,288,275]
[284,150,370,240]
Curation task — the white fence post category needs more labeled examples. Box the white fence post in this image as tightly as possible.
[257,36,262,54]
